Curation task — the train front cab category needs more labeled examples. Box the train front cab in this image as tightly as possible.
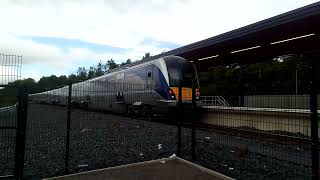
[158,56,201,112]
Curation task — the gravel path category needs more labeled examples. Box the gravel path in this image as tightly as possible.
[0,103,315,179]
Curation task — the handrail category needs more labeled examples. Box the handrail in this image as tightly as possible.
[200,96,230,106]
[0,104,17,112]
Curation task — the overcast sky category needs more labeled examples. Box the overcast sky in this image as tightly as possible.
[0,0,318,81]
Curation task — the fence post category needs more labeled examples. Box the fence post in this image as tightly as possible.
[14,86,28,180]
[177,81,182,157]
[191,80,196,162]
[65,83,72,174]
[310,60,319,180]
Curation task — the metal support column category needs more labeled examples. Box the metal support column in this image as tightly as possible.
[239,65,244,106]
[310,60,319,180]
[65,83,72,174]
[191,80,196,162]
[177,81,182,157]
[14,87,28,180]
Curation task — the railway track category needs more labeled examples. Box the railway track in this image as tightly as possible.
[38,103,314,148]
[25,102,315,149]
[132,110,315,150]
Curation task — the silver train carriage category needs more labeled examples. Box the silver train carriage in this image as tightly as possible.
[29,56,200,111]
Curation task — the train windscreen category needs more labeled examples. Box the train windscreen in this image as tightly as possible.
[164,57,197,87]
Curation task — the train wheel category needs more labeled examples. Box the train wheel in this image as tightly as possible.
[142,105,153,118]
[83,102,88,110]
[127,105,135,117]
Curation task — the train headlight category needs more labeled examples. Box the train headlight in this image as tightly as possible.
[196,89,200,99]
[168,89,176,99]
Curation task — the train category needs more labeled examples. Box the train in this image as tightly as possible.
[29,56,200,114]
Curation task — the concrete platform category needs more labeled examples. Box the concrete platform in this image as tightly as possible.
[202,105,320,136]
[45,156,233,180]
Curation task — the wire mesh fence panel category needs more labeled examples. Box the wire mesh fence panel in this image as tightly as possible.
[68,109,177,174]
[67,82,178,174]
[0,54,21,178]
[0,105,17,177]
[199,61,317,138]
[24,89,68,178]
[4,54,319,179]
[24,82,180,178]
[194,128,312,179]
[196,58,317,179]
[0,54,22,87]
[179,127,192,161]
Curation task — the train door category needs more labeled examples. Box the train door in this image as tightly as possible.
[116,73,124,101]
[146,65,153,89]
[145,65,154,105]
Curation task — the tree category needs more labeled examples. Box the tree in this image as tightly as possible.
[95,62,104,77]
[77,67,87,82]
[58,75,68,85]
[67,74,78,84]
[120,59,132,66]
[142,52,151,60]
[106,59,118,70]
[87,67,95,79]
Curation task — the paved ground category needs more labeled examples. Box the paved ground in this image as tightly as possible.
[0,104,314,179]
[46,157,233,180]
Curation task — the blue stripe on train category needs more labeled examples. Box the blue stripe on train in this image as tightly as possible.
[154,66,171,100]
[122,64,171,100]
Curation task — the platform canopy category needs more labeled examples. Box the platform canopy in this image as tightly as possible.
[150,2,320,70]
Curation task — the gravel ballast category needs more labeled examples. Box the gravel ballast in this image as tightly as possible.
[0,104,313,179]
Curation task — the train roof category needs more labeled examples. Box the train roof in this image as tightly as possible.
[105,55,185,75]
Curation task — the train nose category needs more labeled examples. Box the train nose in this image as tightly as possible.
[170,87,193,101]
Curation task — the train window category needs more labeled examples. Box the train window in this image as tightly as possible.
[168,70,180,85]
[164,56,196,87]
[182,63,195,80]
[148,72,151,77]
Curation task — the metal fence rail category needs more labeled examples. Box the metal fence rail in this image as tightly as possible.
[0,104,17,112]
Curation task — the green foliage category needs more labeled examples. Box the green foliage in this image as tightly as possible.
[87,67,95,80]
[0,86,17,108]
[95,62,104,77]
[199,55,319,96]
[142,53,151,60]
[120,59,132,66]
[77,67,87,82]
[106,59,119,70]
